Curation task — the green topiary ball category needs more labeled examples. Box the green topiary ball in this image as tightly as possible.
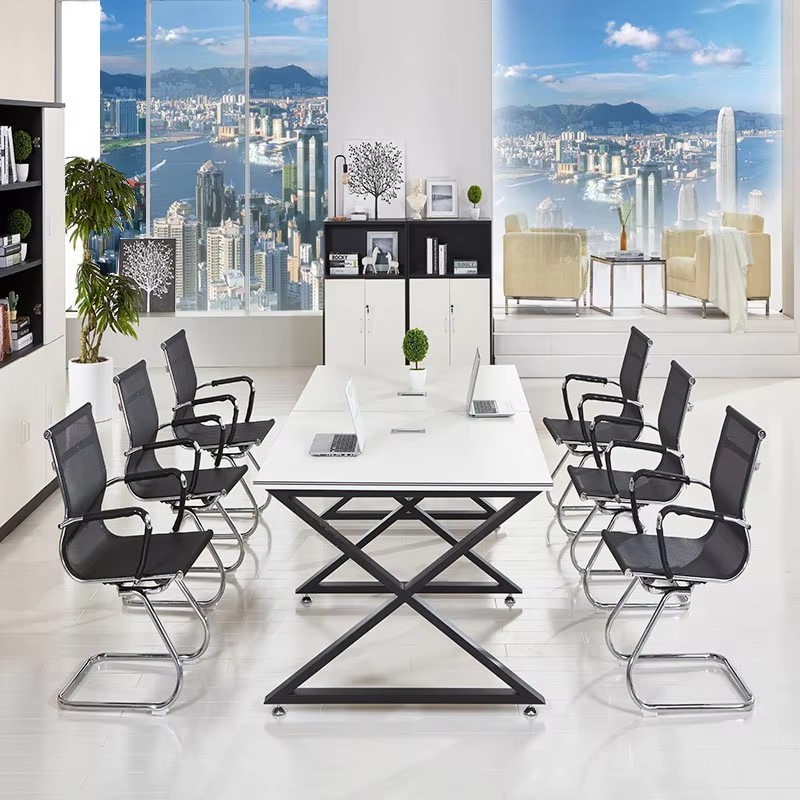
[403,327,429,368]
[13,130,32,163]
[8,209,32,240]
[467,185,483,206]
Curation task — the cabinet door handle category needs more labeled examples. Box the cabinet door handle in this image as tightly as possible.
[444,316,449,333]
[365,304,372,334]
[359,317,364,334]
[450,304,456,333]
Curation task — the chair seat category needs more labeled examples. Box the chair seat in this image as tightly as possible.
[64,525,213,582]
[176,419,275,450]
[567,465,682,503]
[543,417,640,446]
[602,523,748,582]
[129,465,248,501]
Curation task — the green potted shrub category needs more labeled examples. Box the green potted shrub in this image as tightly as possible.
[403,327,429,391]
[12,130,32,182]
[7,209,32,261]
[66,156,139,421]
[7,291,18,322]
[467,185,483,220]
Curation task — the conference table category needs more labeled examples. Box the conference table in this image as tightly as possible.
[256,364,552,716]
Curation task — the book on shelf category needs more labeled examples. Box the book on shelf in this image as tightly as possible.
[0,301,10,357]
[0,242,21,257]
[11,319,30,338]
[349,211,368,221]
[453,259,478,275]
[426,236,438,275]
[10,331,33,351]
[328,252,359,275]
[0,126,17,185]
[0,252,23,269]
[438,243,448,276]
[0,234,21,247]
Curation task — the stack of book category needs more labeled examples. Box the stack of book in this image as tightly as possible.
[10,315,32,352]
[0,126,18,185]
[0,234,23,269]
[426,238,448,276]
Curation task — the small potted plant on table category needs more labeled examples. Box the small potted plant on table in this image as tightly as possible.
[66,157,139,421]
[403,327,429,392]
[7,209,31,261]
[467,185,483,220]
[13,130,32,182]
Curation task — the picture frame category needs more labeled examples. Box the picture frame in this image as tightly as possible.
[119,237,177,313]
[426,178,459,218]
[344,139,406,219]
[366,231,399,273]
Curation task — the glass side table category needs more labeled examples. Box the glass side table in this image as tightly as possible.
[589,254,668,316]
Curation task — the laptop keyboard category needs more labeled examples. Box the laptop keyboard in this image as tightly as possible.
[473,400,498,415]
[330,433,358,453]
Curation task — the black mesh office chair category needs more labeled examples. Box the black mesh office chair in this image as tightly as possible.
[115,361,251,584]
[603,406,765,714]
[44,404,218,713]
[566,362,695,610]
[543,326,653,536]
[162,329,275,523]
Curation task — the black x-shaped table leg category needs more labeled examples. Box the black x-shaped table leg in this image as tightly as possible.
[297,496,521,598]
[265,490,546,712]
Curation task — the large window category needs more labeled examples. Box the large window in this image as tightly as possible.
[100,0,328,312]
[493,0,782,310]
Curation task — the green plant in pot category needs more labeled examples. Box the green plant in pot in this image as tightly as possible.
[65,156,139,422]
[7,209,31,261]
[12,130,32,182]
[7,291,18,322]
[467,185,483,220]
[403,327,429,392]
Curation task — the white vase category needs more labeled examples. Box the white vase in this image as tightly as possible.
[408,368,427,392]
[68,356,114,422]
[407,191,427,220]
[16,164,29,182]
[19,243,27,261]
[470,207,481,220]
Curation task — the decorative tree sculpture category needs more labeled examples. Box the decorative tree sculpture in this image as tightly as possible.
[347,141,404,219]
[123,239,175,313]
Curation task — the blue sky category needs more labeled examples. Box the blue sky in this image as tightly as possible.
[494,0,781,113]
[100,0,328,75]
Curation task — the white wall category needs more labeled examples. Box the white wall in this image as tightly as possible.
[328,0,493,219]
[0,0,56,102]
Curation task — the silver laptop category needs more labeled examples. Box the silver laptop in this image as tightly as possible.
[466,350,514,418]
[309,378,365,456]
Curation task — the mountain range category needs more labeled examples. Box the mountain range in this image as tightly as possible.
[494,101,782,134]
[101,65,325,97]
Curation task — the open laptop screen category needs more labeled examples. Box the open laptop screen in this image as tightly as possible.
[465,349,481,412]
[345,378,366,450]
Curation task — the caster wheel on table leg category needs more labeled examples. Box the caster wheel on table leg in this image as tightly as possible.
[301,595,313,606]
[523,706,537,718]
[272,705,287,717]
[504,595,516,607]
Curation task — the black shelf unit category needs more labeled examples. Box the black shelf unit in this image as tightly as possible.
[0,100,49,366]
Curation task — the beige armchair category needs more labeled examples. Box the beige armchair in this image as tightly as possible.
[503,214,589,315]
[663,213,771,317]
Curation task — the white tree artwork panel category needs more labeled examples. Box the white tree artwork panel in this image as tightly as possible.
[343,139,405,219]
[120,238,177,313]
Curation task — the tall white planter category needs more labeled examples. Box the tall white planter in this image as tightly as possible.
[68,357,114,422]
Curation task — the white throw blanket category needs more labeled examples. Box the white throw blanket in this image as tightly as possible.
[707,227,753,334]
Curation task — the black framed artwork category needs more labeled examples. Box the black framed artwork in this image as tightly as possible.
[119,238,177,313]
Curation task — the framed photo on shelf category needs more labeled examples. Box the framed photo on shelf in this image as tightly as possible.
[426,178,458,218]
[366,230,399,272]
[119,238,177,313]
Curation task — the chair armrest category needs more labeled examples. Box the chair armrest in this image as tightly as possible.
[125,468,188,532]
[201,376,255,422]
[589,415,650,467]
[577,394,630,441]
[124,438,202,497]
[561,374,612,420]
[174,395,238,452]
[172,415,227,466]
[603,441,680,497]
[62,507,153,580]
[628,469,691,535]
[655,504,748,580]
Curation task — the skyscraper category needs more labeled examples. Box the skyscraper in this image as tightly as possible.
[115,99,138,137]
[195,160,224,232]
[282,162,297,204]
[267,245,289,309]
[716,107,738,213]
[296,125,325,240]
[677,182,699,229]
[635,165,664,256]
[153,202,200,309]
[206,220,242,286]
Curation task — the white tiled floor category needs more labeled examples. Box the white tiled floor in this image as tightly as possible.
[1,367,799,798]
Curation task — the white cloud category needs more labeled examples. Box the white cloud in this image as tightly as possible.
[691,44,749,66]
[540,71,677,101]
[266,0,323,11]
[204,34,327,74]
[697,0,758,14]
[129,26,194,45]
[539,75,558,84]
[100,7,123,32]
[101,53,145,73]
[197,38,217,47]
[604,21,661,50]
[293,14,326,33]
[494,62,538,80]
[666,28,700,52]
[633,54,652,71]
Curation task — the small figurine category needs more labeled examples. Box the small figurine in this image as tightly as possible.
[387,257,400,275]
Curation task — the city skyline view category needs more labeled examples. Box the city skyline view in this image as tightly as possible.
[99,0,329,314]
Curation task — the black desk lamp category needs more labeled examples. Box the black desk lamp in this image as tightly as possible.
[332,154,349,221]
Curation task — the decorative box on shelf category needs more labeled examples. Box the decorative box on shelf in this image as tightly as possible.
[454,259,478,275]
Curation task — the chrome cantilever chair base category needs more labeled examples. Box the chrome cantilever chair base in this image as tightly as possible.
[59,574,210,714]
[605,577,754,714]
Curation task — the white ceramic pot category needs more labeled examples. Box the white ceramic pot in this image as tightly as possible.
[408,368,427,392]
[20,243,27,261]
[16,164,29,182]
[470,207,481,220]
[68,356,114,422]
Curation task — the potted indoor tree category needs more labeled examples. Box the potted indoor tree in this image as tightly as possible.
[13,129,32,182]
[66,157,139,421]
[7,209,31,260]
[467,185,483,220]
[403,327,429,392]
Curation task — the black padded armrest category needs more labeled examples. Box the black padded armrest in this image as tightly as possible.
[589,415,644,467]
[201,376,256,423]
[603,440,675,496]
[174,396,238,454]
[577,394,628,442]
[172,415,227,466]
[561,373,610,420]
[628,469,690,535]
[79,507,153,579]
[125,467,188,531]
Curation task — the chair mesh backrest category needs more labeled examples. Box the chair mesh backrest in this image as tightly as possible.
[618,327,652,402]
[44,404,106,520]
[162,330,197,414]
[657,361,695,452]
[710,407,766,519]
[115,361,161,474]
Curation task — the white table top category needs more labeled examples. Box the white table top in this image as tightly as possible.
[256,410,551,493]
[293,365,531,413]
